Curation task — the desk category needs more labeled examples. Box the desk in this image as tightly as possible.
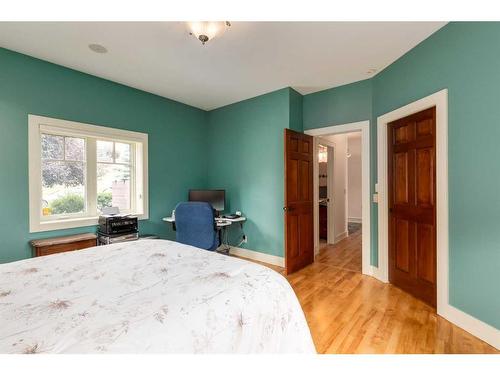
[162,216,246,227]
[162,216,247,254]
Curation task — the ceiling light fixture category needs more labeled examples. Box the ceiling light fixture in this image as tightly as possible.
[88,44,108,54]
[187,21,231,45]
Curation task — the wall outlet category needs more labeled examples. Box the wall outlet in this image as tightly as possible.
[242,235,248,244]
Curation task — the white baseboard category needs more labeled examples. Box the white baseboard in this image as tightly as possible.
[370,265,389,283]
[229,246,285,268]
[440,304,500,350]
[369,266,498,349]
[348,217,362,223]
[335,231,348,243]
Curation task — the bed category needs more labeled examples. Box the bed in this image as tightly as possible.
[0,239,315,353]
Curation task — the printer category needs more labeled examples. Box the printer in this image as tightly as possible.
[98,214,137,235]
[97,215,138,245]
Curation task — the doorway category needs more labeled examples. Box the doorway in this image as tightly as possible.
[377,89,449,314]
[305,121,371,276]
[315,132,362,262]
[387,107,437,307]
[317,140,335,246]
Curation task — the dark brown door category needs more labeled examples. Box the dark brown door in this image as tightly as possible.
[284,129,314,274]
[388,107,437,307]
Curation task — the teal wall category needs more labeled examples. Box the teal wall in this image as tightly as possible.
[373,22,500,329]
[0,47,208,263]
[302,22,500,329]
[207,88,294,257]
[289,88,304,132]
[303,79,372,130]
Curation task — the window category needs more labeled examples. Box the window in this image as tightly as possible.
[29,115,148,232]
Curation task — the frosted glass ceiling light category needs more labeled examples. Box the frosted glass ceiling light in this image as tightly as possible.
[188,21,231,45]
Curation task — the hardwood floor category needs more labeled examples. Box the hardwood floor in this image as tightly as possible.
[238,228,498,354]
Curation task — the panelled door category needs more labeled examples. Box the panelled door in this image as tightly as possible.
[388,107,437,307]
[284,129,314,275]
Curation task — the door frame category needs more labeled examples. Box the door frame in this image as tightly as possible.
[376,90,499,349]
[376,89,448,313]
[376,89,498,349]
[316,137,336,246]
[305,120,371,276]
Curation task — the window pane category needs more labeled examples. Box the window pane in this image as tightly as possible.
[115,142,131,164]
[97,163,131,212]
[41,161,86,216]
[65,137,85,161]
[41,134,63,160]
[97,140,114,162]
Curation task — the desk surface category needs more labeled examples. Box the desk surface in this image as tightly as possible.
[162,216,246,227]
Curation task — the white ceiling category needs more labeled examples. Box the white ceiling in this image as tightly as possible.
[0,22,446,110]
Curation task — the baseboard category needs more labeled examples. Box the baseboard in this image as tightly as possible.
[229,246,285,268]
[334,231,348,243]
[369,266,498,349]
[348,217,362,223]
[440,304,500,350]
[369,265,388,283]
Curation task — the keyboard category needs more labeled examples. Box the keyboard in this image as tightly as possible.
[223,214,241,219]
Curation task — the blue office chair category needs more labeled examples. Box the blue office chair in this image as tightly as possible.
[174,202,219,251]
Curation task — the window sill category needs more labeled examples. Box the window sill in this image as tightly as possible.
[29,213,149,233]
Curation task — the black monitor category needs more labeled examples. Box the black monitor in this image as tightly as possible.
[188,189,225,212]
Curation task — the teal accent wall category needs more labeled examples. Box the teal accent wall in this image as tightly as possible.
[303,79,372,130]
[373,22,500,329]
[207,88,295,257]
[0,47,208,263]
[289,88,304,132]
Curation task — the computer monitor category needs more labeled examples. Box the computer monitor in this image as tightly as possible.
[188,189,225,213]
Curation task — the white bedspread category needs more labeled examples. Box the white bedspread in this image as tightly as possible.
[0,240,314,353]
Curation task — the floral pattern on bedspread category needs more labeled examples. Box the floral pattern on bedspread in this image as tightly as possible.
[0,240,315,353]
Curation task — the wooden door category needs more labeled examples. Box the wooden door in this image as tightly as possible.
[388,107,437,307]
[284,129,314,274]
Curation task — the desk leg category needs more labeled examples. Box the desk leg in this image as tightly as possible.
[216,226,231,255]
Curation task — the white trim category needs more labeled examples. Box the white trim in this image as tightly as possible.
[28,114,149,233]
[376,89,447,289]
[440,304,500,350]
[377,89,500,350]
[33,115,149,143]
[334,231,348,243]
[305,120,371,276]
[229,246,285,268]
[348,217,362,223]
[312,137,320,256]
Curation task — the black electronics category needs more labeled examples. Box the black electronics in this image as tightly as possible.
[98,215,138,235]
[188,189,225,212]
[97,232,139,245]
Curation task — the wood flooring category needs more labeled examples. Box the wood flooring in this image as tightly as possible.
[237,228,498,354]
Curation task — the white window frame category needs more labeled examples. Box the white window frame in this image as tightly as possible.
[29,115,149,232]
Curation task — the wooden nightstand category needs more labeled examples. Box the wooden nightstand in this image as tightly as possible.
[30,233,97,257]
